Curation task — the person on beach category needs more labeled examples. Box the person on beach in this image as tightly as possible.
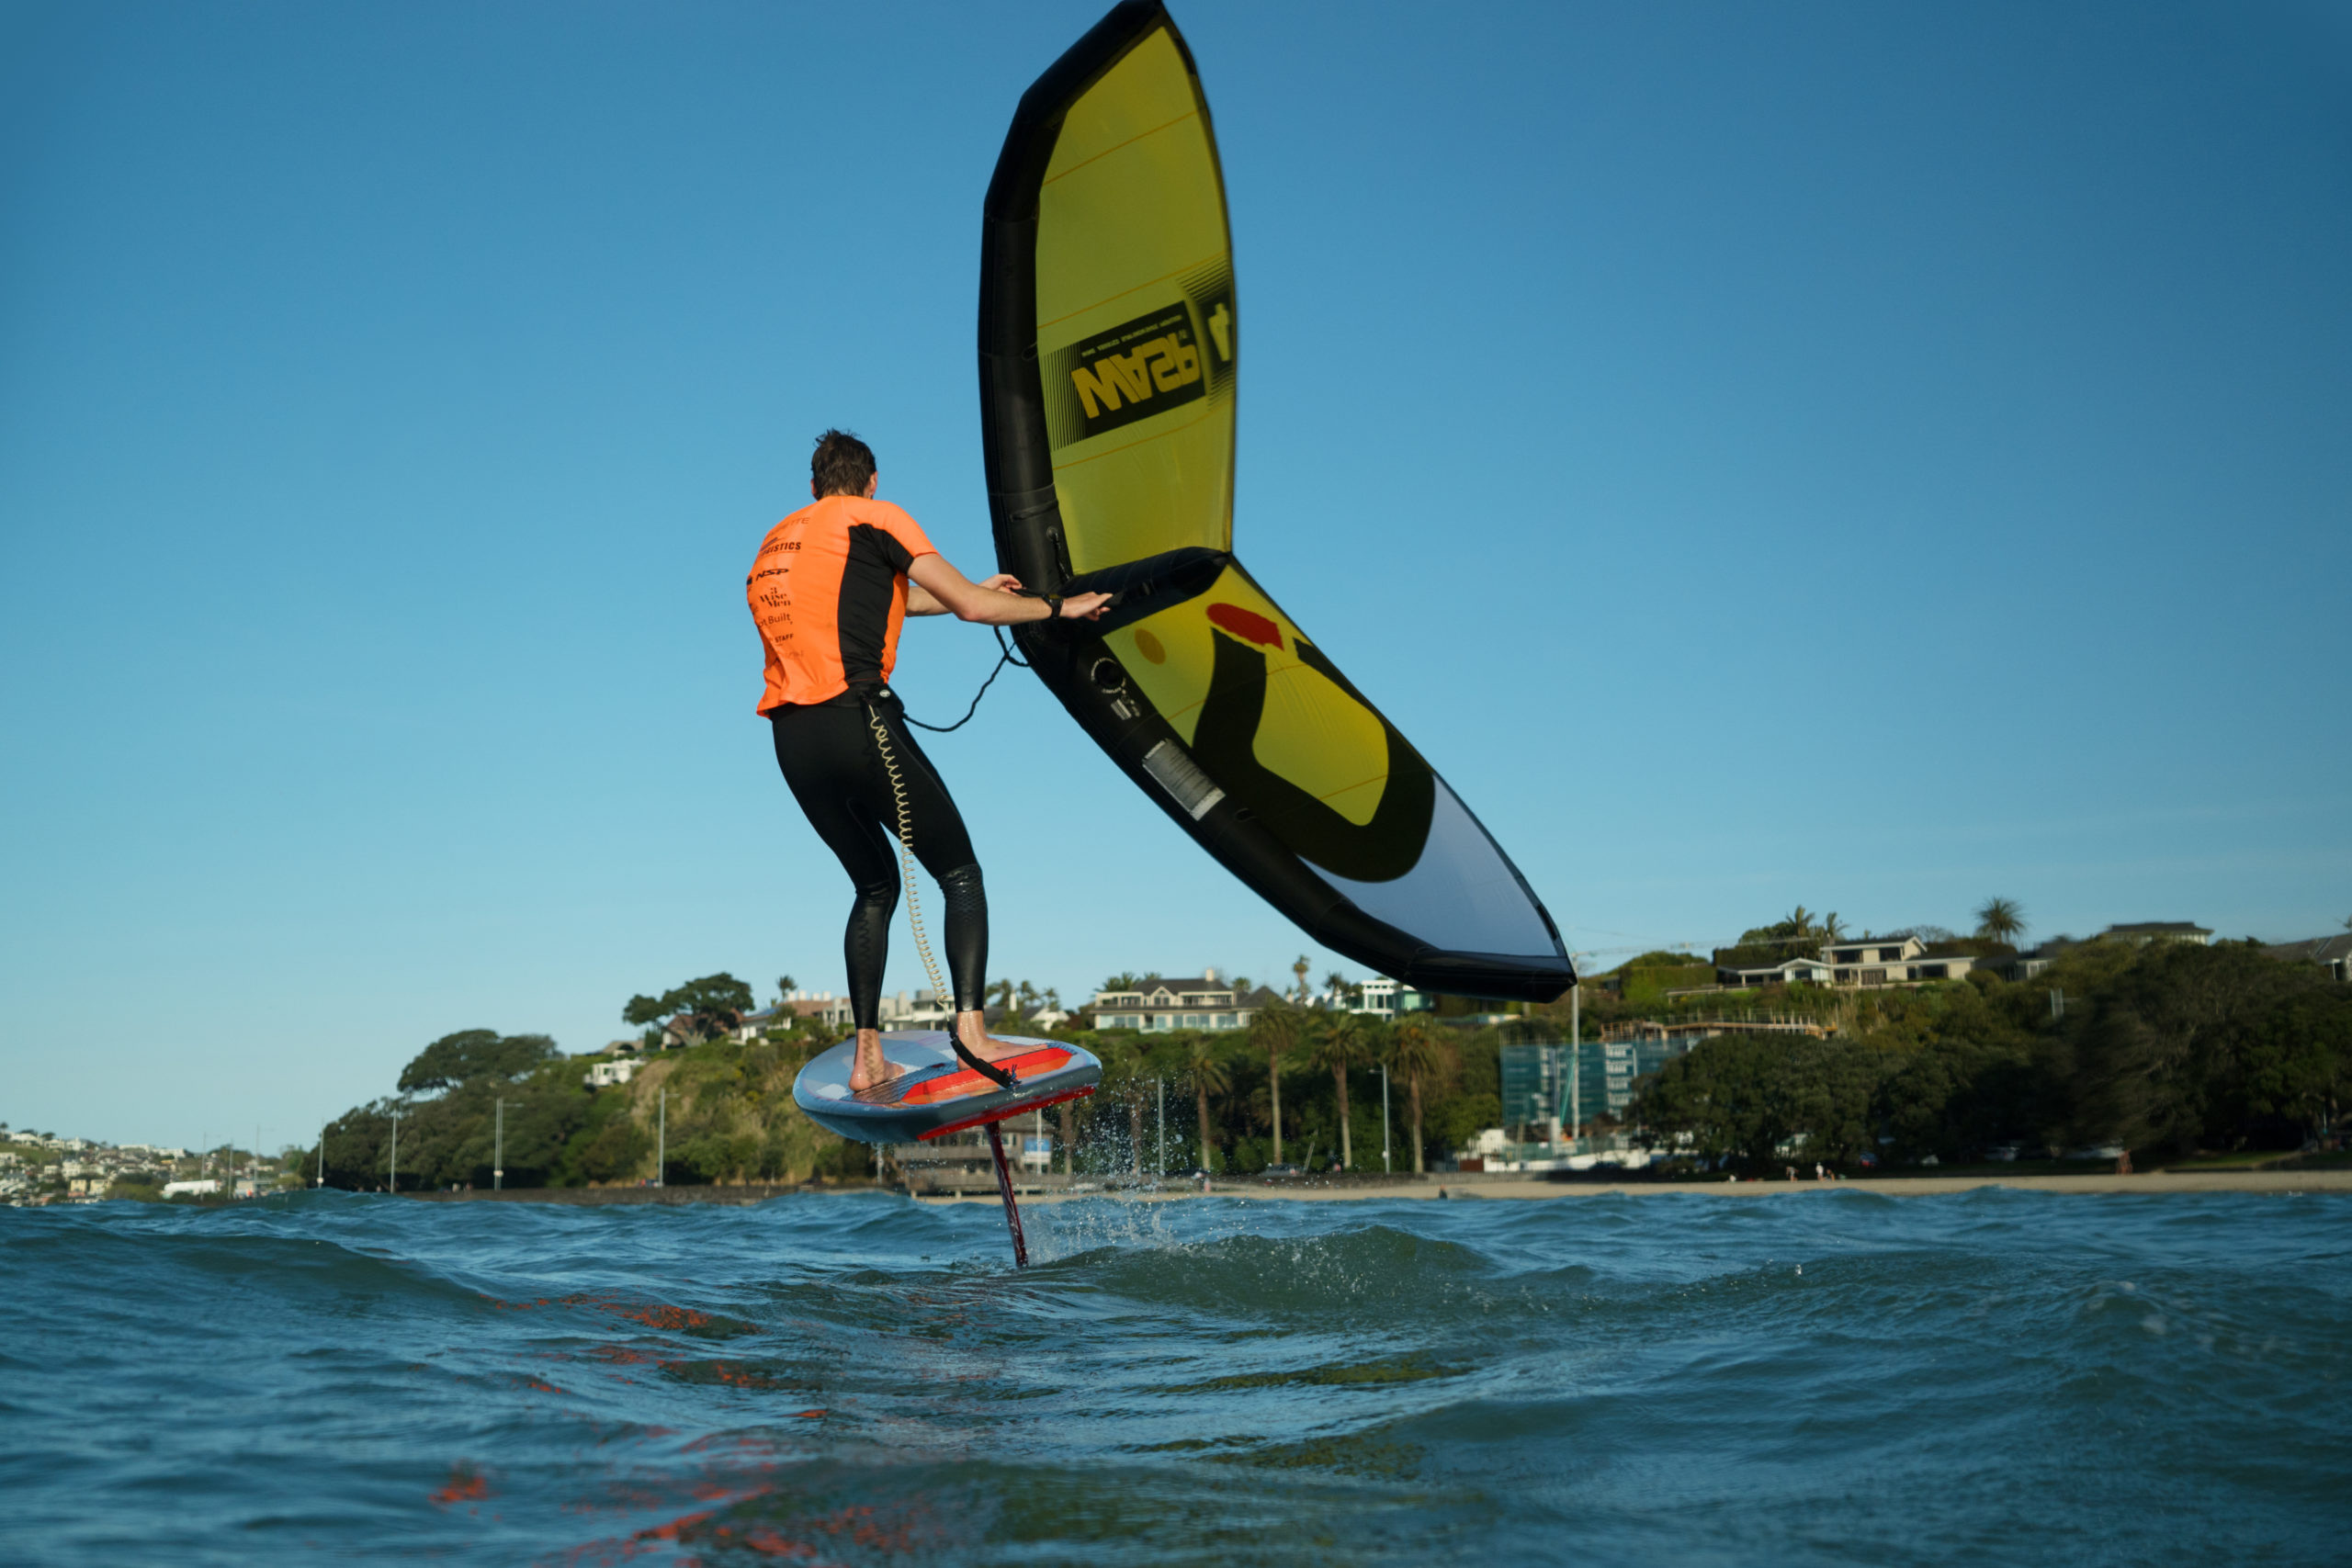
[747,430,1108,1092]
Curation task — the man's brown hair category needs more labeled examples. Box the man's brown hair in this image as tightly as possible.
[810,429,876,498]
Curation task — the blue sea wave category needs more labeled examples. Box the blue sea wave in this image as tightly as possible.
[3,1189,2346,1565]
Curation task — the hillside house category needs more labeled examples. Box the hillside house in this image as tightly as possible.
[1719,934,1981,990]
[2265,934,2352,983]
[2100,921,2212,946]
[1090,969,1275,1031]
[1715,955,1836,987]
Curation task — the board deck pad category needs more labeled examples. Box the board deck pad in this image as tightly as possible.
[794,1032,1100,1145]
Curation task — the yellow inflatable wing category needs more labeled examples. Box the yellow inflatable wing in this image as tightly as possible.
[979,1,1572,1001]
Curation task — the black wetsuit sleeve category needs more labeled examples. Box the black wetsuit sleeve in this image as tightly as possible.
[835,525,917,688]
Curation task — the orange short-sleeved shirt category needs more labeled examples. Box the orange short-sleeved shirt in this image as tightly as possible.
[748,494,940,712]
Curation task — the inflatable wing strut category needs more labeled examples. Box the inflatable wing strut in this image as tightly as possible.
[978,1,1574,1003]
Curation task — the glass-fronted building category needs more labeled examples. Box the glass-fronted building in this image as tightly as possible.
[1500,1035,1712,1139]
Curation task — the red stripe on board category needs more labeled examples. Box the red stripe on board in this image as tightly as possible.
[899,1048,1072,1105]
[918,1085,1098,1140]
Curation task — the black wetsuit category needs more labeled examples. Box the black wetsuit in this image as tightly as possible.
[768,685,987,1031]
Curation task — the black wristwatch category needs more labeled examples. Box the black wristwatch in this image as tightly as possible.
[1040,593,1063,620]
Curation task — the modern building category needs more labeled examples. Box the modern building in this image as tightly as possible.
[1090,969,1276,1031]
[1349,976,1434,1019]
[1500,1035,1713,1140]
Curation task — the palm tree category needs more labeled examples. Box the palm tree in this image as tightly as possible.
[1322,971,1347,1005]
[1308,1014,1363,1169]
[1390,1019,1446,1175]
[1250,1010,1302,1164]
[1974,897,2026,947]
[1292,954,1311,1003]
[1185,1035,1230,1173]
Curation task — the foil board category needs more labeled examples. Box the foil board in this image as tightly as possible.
[792,1032,1100,1146]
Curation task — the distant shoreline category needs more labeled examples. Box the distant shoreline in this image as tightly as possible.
[914,1168,2352,1203]
[386,1168,2352,1207]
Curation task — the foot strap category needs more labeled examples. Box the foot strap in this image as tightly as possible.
[951,1038,1019,1089]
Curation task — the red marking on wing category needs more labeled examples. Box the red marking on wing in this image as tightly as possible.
[1207,602,1282,649]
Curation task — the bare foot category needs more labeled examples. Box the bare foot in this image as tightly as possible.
[954,1010,1035,1065]
[847,1028,899,1092]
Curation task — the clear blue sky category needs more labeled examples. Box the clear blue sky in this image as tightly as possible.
[4,1,2346,1149]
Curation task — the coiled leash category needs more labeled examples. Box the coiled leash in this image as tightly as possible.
[859,686,1017,1090]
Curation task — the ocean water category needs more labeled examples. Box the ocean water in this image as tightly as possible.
[3,1189,2346,1566]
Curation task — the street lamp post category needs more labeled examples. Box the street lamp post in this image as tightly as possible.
[1381,1065,1392,1174]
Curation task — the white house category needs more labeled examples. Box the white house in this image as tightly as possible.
[1716,955,1836,988]
[1822,936,1925,979]
[1722,935,1981,990]
[878,989,956,1029]
[779,991,858,1031]
[584,1058,640,1089]
[1350,976,1434,1019]
[1090,968,1273,1031]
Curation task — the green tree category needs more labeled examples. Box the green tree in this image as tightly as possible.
[623,974,756,1044]
[1391,1019,1446,1174]
[1185,1034,1231,1172]
[1718,906,1843,967]
[1292,954,1311,1003]
[397,1031,560,1094]
[2225,987,2352,1142]
[1250,1008,1304,1164]
[2071,941,2330,1157]
[1308,1013,1363,1168]
[1974,897,2027,948]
